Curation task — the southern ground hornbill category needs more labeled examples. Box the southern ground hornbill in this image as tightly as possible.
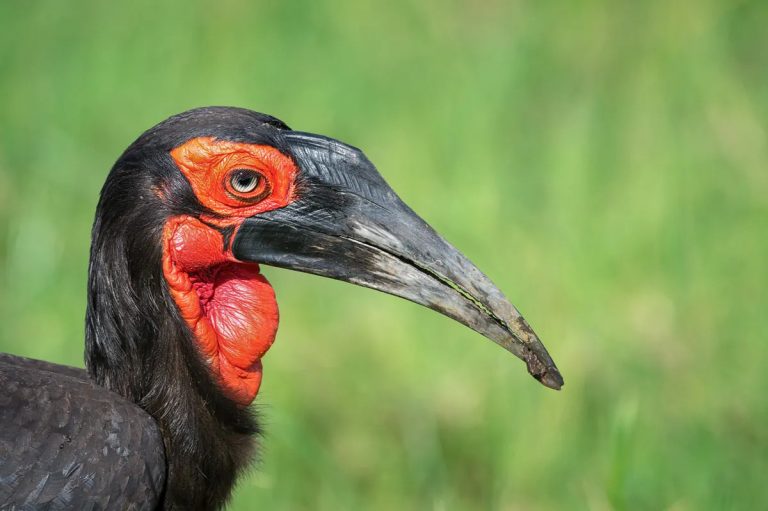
[0,107,563,510]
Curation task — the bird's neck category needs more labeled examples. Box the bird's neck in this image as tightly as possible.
[85,203,263,509]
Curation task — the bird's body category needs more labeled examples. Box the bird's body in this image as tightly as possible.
[0,353,165,510]
[0,107,562,510]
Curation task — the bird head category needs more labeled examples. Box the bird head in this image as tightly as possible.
[86,106,562,411]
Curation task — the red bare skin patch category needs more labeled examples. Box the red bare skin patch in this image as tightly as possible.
[162,216,279,407]
[170,137,297,221]
[162,137,299,406]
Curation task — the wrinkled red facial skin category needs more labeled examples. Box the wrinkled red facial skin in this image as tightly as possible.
[161,138,298,406]
[171,137,297,222]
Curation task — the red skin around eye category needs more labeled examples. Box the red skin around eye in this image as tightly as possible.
[163,137,297,406]
[170,136,297,220]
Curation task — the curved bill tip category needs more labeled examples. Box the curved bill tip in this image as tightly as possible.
[513,337,564,390]
[542,371,565,390]
[493,314,564,390]
[526,352,564,390]
[522,332,563,390]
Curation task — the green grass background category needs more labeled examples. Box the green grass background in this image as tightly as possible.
[1,1,766,509]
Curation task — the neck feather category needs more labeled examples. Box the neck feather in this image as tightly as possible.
[85,194,261,510]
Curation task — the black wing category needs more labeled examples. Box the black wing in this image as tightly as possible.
[0,353,166,510]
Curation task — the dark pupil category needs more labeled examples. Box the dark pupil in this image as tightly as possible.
[237,175,254,188]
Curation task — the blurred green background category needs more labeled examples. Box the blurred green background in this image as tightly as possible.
[1,1,766,509]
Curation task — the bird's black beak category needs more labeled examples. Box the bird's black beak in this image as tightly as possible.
[232,132,563,390]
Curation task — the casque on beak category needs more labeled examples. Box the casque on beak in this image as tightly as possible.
[232,132,563,390]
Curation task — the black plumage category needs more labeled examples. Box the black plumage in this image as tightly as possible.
[4,109,287,510]
[83,108,282,509]
[0,353,165,510]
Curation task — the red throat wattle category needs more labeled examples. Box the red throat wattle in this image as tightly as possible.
[162,216,279,406]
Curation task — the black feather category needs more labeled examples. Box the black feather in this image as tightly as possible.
[0,353,165,510]
[84,107,291,509]
[3,107,294,510]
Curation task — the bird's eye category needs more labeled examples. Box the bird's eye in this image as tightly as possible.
[223,168,271,204]
[228,169,262,194]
